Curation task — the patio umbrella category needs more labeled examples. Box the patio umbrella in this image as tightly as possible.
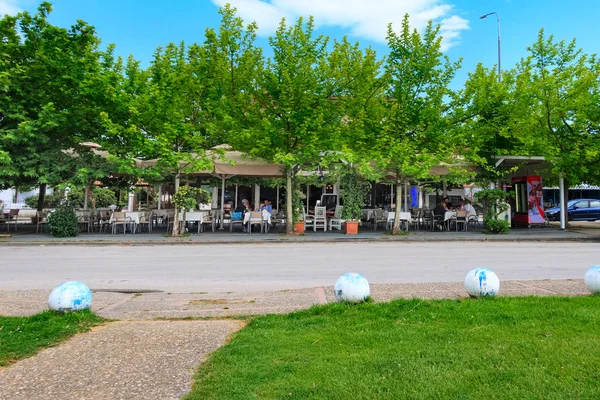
[137,146,284,229]
[207,145,283,228]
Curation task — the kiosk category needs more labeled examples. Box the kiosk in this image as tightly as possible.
[512,176,546,226]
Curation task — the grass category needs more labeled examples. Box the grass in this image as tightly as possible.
[0,309,104,366]
[186,296,600,399]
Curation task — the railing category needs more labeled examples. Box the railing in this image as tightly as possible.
[1,202,27,209]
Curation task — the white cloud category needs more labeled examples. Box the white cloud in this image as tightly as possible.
[211,0,469,50]
[0,0,21,16]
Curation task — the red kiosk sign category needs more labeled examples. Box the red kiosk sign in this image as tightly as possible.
[512,176,545,225]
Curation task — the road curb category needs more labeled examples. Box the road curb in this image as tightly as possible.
[0,236,598,246]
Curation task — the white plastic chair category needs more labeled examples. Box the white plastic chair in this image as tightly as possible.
[373,209,387,231]
[314,206,327,231]
[247,211,264,234]
[303,208,316,230]
[111,212,132,235]
[455,210,468,232]
[329,205,344,231]
[386,211,395,231]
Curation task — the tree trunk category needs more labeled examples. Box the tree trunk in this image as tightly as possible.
[563,178,570,230]
[84,185,89,210]
[37,183,47,212]
[181,209,187,233]
[172,172,181,236]
[90,186,96,209]
[392,173,402,234]
[286,168,293,235]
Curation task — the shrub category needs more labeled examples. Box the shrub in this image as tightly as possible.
[474,189,513,234]
[291,184,305,223]
[340,172,368,221]
[483,217,510,234]
[47,204,78,237]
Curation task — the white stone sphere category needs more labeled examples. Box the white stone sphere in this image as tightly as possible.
[584,266,600,294]
[334,273,370,303]
[48,281,92,311]
[464,268,500,298]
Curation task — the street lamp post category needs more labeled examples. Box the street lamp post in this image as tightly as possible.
[480,12,501,81]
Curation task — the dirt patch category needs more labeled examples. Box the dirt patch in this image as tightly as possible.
[188,299,254,305]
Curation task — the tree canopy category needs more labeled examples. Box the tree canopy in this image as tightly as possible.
[1,3,599,233]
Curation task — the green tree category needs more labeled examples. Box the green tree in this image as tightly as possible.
[229,15,376,234]
[203,5,262,147]
[103,41,220,235]
[455,64,523,183]
[375,15,461,233]
[513,30,600,205]
[0,3,107,208]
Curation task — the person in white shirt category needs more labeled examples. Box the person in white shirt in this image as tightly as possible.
[460,199,477,219]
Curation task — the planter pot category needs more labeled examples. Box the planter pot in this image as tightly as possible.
[345,220,359,235]
[293,221,305,234]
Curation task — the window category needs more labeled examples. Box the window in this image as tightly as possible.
[575,201,590,209]
[590,200,600,208]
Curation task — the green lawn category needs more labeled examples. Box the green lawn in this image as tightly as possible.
[0,310,104,366]
[187,296,600,399]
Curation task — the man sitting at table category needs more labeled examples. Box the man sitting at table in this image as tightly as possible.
[460,199,477,219]
[259,199,272,213]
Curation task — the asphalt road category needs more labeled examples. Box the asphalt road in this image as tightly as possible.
[1,242,599,292]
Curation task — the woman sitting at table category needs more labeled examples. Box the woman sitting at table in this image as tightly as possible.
[259,199,272,213]
[235,199,250,214]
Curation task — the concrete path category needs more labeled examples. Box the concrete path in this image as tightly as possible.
[0,279,590,320]
[0,320,243,400]
[1,242,599,293]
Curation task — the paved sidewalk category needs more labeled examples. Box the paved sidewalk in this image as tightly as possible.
[0,279,590,320]
[1,224,598,245]
[0,320,243,400]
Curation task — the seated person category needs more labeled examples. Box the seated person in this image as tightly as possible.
[234,199,250,214]
[434,201,447,217]
[259,199,272,213]
[443,196,454,210]
[461,199,477,218]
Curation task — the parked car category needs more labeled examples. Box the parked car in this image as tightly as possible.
[545,199,600,221]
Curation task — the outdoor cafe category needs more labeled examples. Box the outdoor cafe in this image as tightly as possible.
[1,148,565,236]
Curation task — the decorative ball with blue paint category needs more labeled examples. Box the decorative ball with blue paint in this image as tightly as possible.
[584,266,600,294]
[334,273,370,303]
[464,268,500,298]
[48,281,92,312]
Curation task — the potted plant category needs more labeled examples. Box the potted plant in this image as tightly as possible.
[340,171,366,235]
[292,185,306,234]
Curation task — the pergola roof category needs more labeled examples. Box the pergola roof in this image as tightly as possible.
[137,146,283,178]
[493,156,553,178]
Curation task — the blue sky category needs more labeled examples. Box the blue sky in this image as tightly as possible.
[2,0,599,86]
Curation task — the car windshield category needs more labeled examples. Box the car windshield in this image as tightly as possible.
[567,200,580,207]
